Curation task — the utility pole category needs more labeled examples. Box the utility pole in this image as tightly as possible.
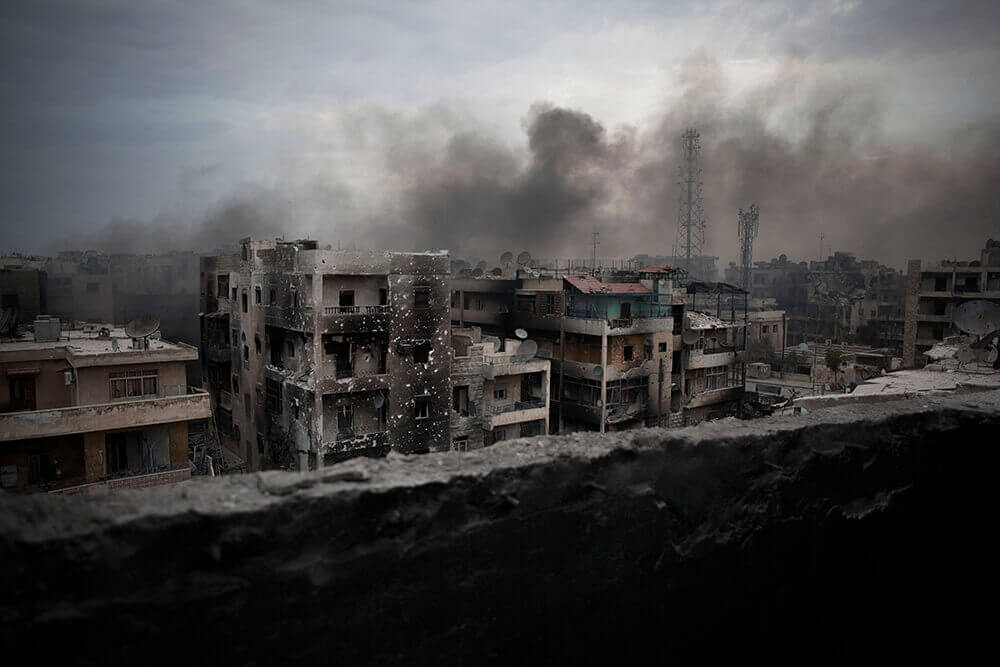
[737,204,760,293]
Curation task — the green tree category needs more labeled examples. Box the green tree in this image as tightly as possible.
[825,349,845,387]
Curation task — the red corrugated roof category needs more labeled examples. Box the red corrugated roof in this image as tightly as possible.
[564,275,651,295]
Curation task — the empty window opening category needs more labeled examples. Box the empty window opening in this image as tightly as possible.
[453,385,470,416]
[658,342,667,353]
[414,286,431,309]
[254,286,262,305]
[623,345,634,361]
[379,288,388,306]
[339,290,355,307]
[415,396,430,420]
[414,342,431,364]
[494,388,506,401]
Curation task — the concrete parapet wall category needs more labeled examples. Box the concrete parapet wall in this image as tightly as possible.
[3,392,1000,663]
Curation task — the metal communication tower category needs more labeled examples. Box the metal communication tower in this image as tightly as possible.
[737,204,760,292]
[674,129,706,278]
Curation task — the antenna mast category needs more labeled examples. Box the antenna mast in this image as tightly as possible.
[591,230,600,275]
[674,129,706,279]
[738,204,760,292]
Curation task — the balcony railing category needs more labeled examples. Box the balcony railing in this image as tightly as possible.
[488,399,546,415]
[329,430,388,452]
[324,305,391,315]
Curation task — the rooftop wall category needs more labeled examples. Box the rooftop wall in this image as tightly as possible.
[2,392,999,662]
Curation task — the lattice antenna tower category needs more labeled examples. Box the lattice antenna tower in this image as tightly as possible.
[674,129,706,278]
[738,204,760,292]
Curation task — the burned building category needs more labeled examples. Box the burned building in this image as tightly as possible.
[0,258,47,330]
[200,238,450,471]
[449,327,550,450]
[902,239,1000,367]
[0,318,209,493]
[452,265,686,432]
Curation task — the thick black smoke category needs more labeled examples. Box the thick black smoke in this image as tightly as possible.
[59,55,1000,267]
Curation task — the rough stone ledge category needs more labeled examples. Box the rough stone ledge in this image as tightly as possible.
[4,390,1000,664]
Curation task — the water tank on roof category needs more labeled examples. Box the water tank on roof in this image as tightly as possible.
[33,315,61,342]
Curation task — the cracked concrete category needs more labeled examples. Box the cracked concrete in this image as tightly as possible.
[3,391,1000,664]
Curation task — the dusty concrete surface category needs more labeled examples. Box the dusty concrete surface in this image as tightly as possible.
[3,392,1000,664]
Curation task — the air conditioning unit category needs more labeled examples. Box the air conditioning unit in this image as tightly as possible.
[64,371,74,385]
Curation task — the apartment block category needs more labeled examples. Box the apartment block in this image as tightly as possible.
[902,240,1000,367]
[450,327,551,450]
[0,318,209,493]
[200,238,451,471]
[452,266,687,432]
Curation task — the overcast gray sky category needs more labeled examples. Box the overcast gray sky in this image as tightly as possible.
[2,0,999,266]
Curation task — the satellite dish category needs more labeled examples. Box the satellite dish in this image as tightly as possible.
[953,300,1000,336]
[481,363,496,380]
[517,251,531,266]
[472,267,484,277]
[956,345,974,364]
[500,251,514,266]
[513,339,538,361]
[984,346,999,364]
[483,335,501,352]
[798,342,810,352]
[490,267,502,276]
[374,393,385,409]
[682,330,701,345]
[514,328,528,339]
[593,365,603,378]
[125,314,160,339]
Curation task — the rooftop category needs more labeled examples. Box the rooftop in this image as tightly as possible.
[686,311,741,330]
[564,275,651,295]
[0,325,195,359]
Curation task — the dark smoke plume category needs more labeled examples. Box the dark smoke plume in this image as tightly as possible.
[63,55,1000,267]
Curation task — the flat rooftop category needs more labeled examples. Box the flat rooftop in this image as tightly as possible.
[0,325,195,359]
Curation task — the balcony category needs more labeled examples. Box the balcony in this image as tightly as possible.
[485,399,548,429]
[0,388,212,442]
[325,430,388,453]
[49,465,192,495]
[686,349,738,370]
[323,305,391,316]
[204,342,232,363]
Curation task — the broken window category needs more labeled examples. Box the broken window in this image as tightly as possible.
[624,345,634,361]
[413,342,431,364]
[658,342,667,353]
[494,388,506,401]
[451,291,459,308]
[255,286,261,305]
[255,336,261,354]
[269,288,276,305]
[218,275,229,298]
[644,343,652,360]
[266,379,283,414]
[242,290,248,313]
[453,385,469,416]
[414,396,430,420]
[414,285,431,309]
[452,437,469,452]
[104,436,128,476]
[337,405,354,434]
[762,325,769,333]
[379,288,388,306]
[286,340,295,358]
[339,290,355,307]
[231,287,237,301]
[244,393,251,418]
[232,374,239,393]
[517,295,535,313]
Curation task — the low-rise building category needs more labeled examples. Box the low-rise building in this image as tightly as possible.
[0,318,209,493]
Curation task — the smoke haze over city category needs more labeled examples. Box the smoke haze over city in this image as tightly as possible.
[3,1,999,265]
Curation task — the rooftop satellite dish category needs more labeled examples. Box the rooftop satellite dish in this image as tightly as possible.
[500,251,514,266]
[490,267,502,276]
[984,346,999,364]
[125,314,160,339]
[374,393,385,409]
[514,328,528,339]
[472,267,484,277]
[517,251,531,266]
[798,342,810,352]
[593,365,603,378]
[482,363,496,380]
[682,330,701,345]
[483,335,501,352]
[513,339,538,361]
[953,300,1000,336]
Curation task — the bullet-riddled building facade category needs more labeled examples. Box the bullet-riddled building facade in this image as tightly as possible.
[200,239,451,471]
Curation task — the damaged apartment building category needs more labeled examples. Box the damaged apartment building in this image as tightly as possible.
[200,239,450,471]
[902,239,1000,367]
[450,264,745,431]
